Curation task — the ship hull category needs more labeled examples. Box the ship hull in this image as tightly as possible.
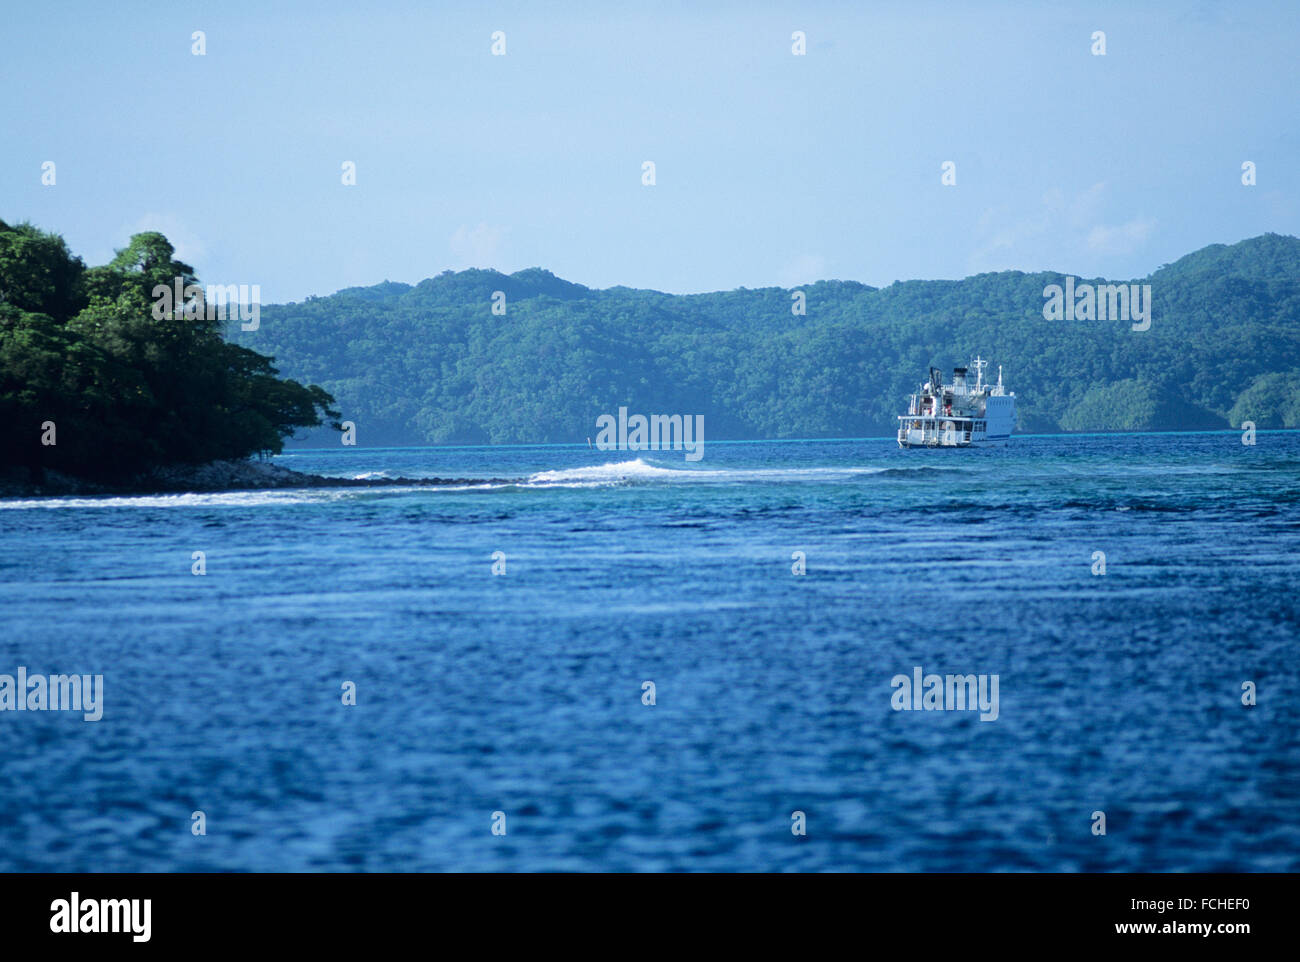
[896,420,1013,448]
[897,436,1010,449]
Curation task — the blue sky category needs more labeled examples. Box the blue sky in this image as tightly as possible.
[3,0,1297,302]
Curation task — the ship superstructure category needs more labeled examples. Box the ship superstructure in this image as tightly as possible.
[897,357,1015,448]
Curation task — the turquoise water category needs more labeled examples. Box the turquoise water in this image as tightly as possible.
[1,433,1297,871]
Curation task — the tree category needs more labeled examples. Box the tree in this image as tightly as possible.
[0,220,339,481]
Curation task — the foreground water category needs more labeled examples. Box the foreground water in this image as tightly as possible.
[1,433,1297,871]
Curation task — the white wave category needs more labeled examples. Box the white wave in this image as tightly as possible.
[0,489,359,510]
[523,457,885,487]
[0,459,891,506]
[526,458,689,485]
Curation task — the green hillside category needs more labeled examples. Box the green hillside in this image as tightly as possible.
[238,233,1300,445]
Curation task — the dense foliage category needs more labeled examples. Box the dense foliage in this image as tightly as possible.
[0,221,338,480]
[240,234,1300,445]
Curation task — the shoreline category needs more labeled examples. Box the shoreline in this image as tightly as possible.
[0,459,509,499]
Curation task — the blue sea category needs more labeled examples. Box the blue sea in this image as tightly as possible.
[1,432,1297,872]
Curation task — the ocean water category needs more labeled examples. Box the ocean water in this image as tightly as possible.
[1,432,1297,872]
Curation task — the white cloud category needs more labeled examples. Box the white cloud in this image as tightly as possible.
[124,213,207,266]
[1086,217,1156,255]
[449,223,508,267]
[969,182,1156,272]
[776,253,827,288]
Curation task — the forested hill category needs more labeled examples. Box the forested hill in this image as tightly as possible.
[0,220,337,483]
[240,233,1300,445]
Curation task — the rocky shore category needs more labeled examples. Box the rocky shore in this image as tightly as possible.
[0,459,507,498]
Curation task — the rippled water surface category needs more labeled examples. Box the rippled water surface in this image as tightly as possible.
[1,433,1298,871]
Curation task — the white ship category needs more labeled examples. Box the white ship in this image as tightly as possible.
[897,357,1015,448]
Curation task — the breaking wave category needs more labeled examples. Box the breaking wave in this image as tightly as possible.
[0,489,363,510]
[522,458,887,488]
[1,457,975,506]
[526,459,691,486]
